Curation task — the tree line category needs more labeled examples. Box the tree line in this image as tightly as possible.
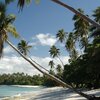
[0,73,43,85]
[0,72,60,87]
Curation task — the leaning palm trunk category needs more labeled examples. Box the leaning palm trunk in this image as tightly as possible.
[6,39,100,100]
[29,57,49,72]
[17,0,100,28]
[29,57,64,80]
[51,0,100,29]
[57,55,64,67]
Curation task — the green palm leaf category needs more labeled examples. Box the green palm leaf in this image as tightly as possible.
[5,0,15,5]
[18,40,32,56]
[56,29,66,43]
[6,24,19,38]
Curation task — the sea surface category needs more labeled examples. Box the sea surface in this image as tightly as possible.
[0,85,45,99]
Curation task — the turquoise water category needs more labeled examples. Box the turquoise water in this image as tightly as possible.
[0,85,44,99]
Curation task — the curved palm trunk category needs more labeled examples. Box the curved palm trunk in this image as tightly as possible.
[6,39,71,87]
[29,57,49,72]
[51,0,100,29]
[6,39,100,100]
[30,57,64,80]
[57,55,64,67]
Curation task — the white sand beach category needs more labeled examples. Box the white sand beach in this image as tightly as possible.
[28,87,100,100]
[2,87,100,100]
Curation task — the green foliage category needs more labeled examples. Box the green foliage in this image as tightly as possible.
[0,73,43,85]
[0,72,60,87]
[93,7,100,23]
[43,75,59,87]
[63,36,100,89]
[73,9,90,49]
[56,29,67,43]
[56,64,63,78]
[17,0,31,10]
[62,7,100,89]
[0,2,6,29]
[18,40,32,56]
[48,60,55,69]
[49,45,60,58]
[65,32,75,51]
[0,1,19,58]
[5,0,15,5]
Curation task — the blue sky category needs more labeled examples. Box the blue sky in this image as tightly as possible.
[0,0,100,75]
[6,0,100,57]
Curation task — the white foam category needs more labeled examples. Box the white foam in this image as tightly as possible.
[12,85,40,88]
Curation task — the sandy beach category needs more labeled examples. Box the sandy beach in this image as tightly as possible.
[2,87,100,100]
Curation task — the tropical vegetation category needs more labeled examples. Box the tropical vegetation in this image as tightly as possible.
[0,0,100,100]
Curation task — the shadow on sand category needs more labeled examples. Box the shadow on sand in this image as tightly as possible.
[30,89,86,100]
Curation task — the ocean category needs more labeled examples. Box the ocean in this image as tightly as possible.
[0,85,45,99]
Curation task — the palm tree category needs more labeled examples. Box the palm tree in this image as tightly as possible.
[5,0,15,5]
[51,0,100,29]
[91,29,100,37]
[3,1,100,99]
[48,60,55,75]
[48,60,55,69]
[18,40,32,56]
[7,33,98,100]
[56,64,63,78]
[65,32,75,52]
[56,29,66,43]
[72,9,90,50]
[0,2,19,58]
[16,0,100,28]
[18,39,50,73]
[91,7,100,37]
[17,0,100,27]
[49,45,60,58]
[17,40,64,79]
[49,45,64,67]
[93,7,100,24]
[69,48,78,62]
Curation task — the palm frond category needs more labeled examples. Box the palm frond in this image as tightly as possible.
[5,0,15,5]
[35,0,40,4]
[17,40,32,56]
[17,0,25,10]
[91,28,100,37]
[49,45,60,58]
[0,2,6,28]
[26,0,31,4]
[6,14,16,24]
[17,0,31,10]
[2,14,16,28]
[93,7,100,23]
[6,24,19,38]
[56,29,66,43]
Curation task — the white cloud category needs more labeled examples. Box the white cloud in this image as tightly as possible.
[0,55,69,76]
[0,56,40,76]
[36,33,57,46]
[28,42,37,46]
[3,46,15,54]
[60,56,69,65]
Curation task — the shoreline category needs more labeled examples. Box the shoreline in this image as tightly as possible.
[1,87,100,100]
[1,87,64,100]
[12,85,42,88]
[0,85,41,88]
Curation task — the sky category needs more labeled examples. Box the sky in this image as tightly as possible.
[0,0,100,75]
